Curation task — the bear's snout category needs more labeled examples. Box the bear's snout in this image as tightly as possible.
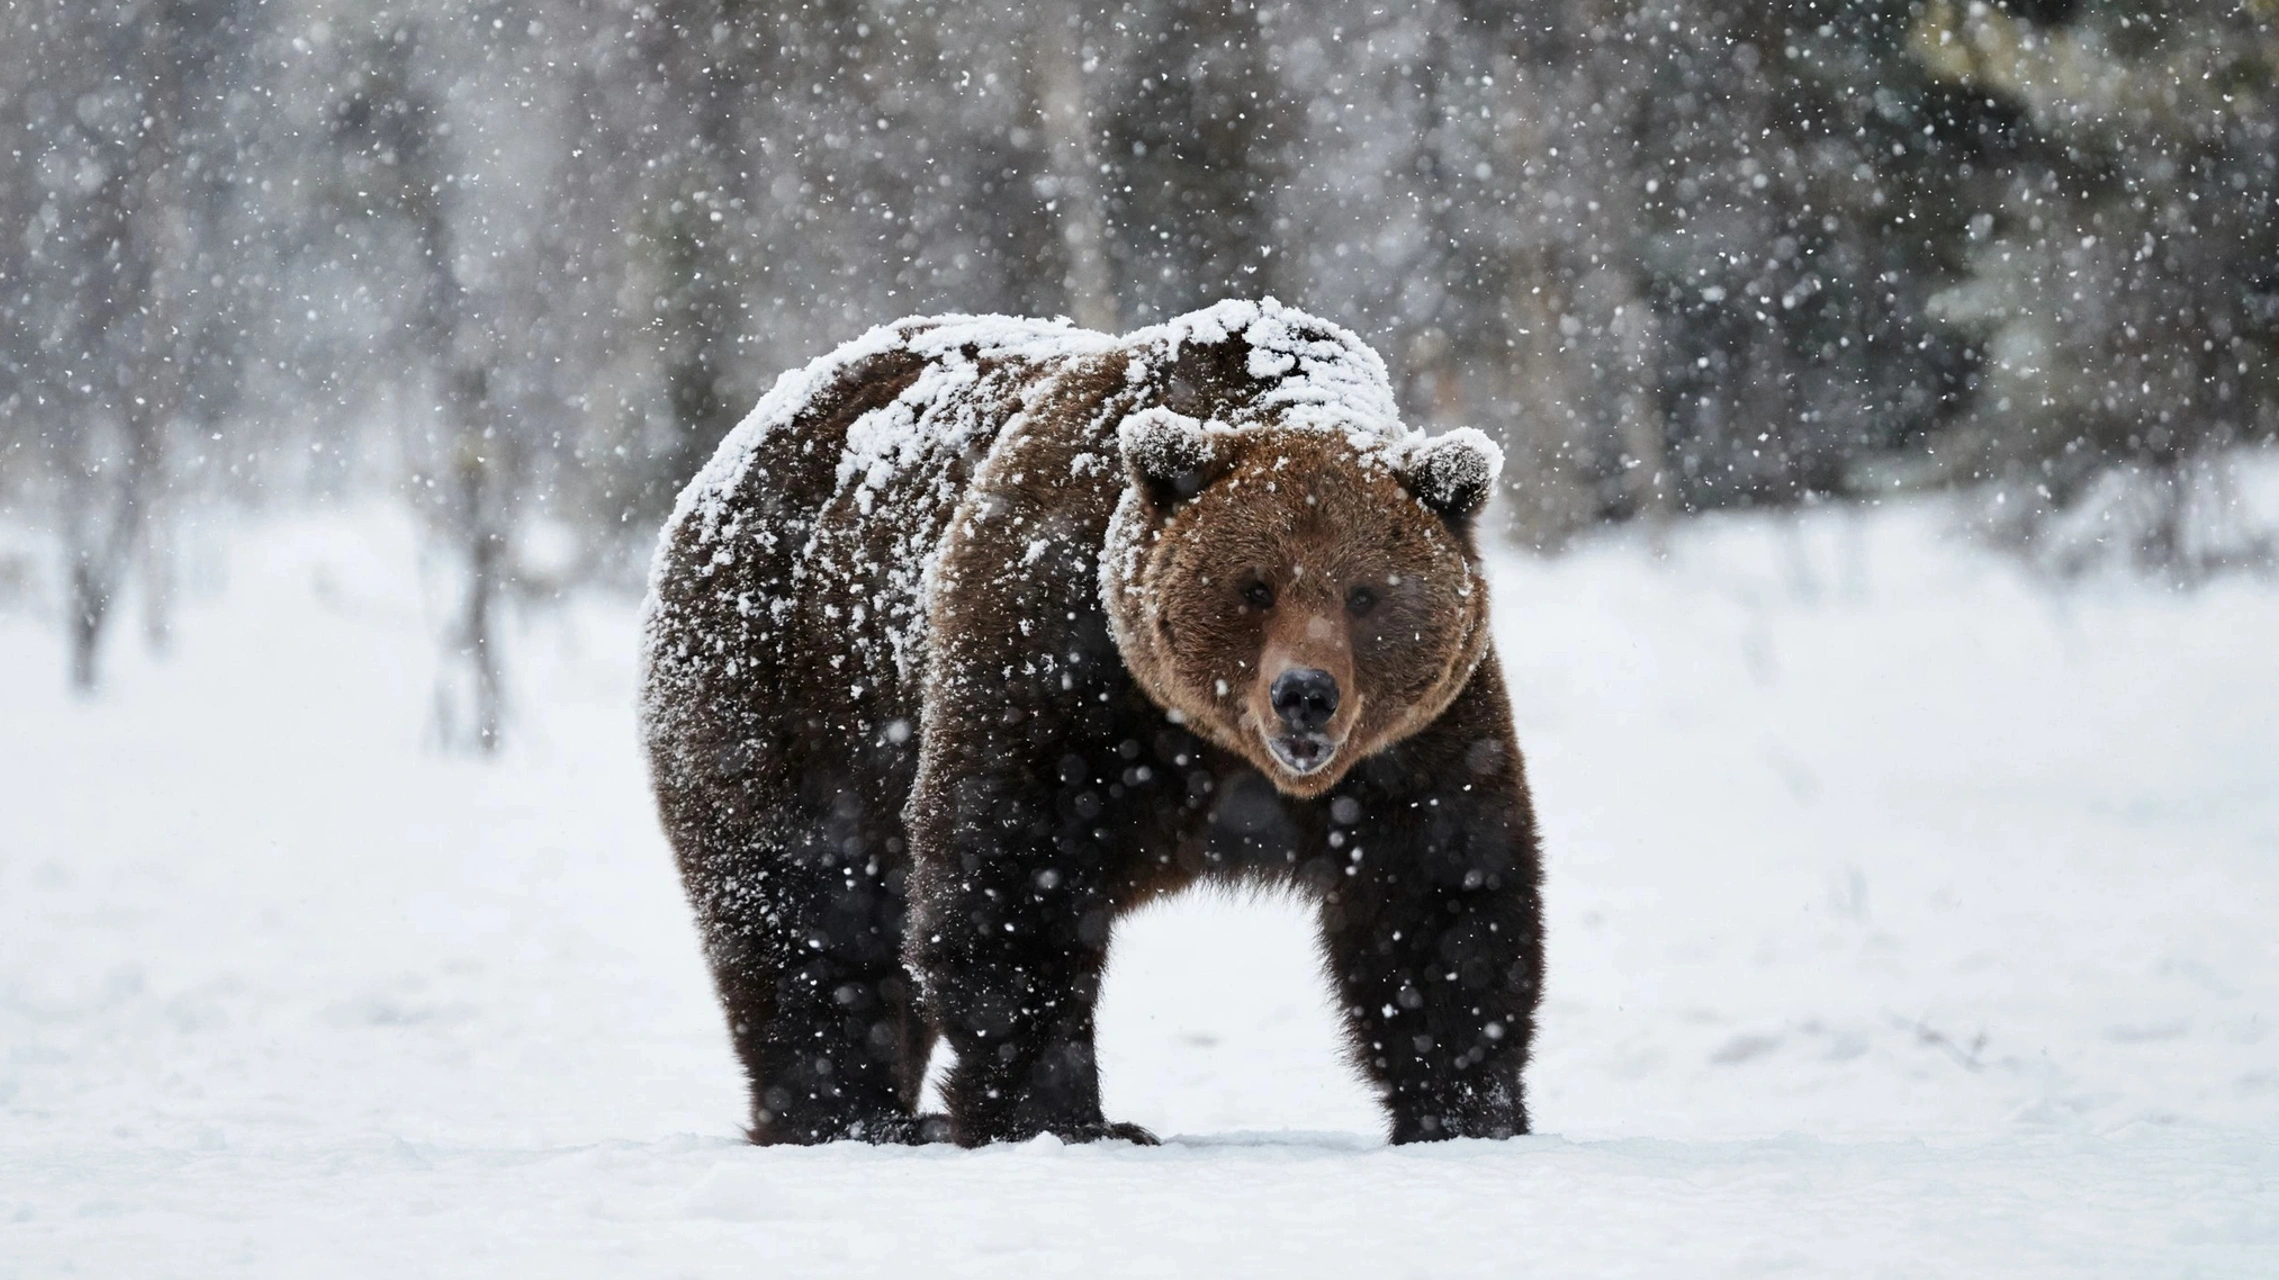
[1266,732,1337,775]
[1250,606,1358,788]
[1265,667,1341,776]
[1269,667,1340,732]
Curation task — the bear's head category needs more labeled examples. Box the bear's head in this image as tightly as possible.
[1102,404,1502,799]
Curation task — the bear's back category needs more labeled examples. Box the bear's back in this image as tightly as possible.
[640,316,1119,798]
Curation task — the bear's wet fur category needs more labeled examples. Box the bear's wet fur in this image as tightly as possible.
[641,301,1543,1147]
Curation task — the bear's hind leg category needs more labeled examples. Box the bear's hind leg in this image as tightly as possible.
[709,837,945,1146]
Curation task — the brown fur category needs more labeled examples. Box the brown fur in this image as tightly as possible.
[642,304,1543,1147]
[1104,431,1494,800]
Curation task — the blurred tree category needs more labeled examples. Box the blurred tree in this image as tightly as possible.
[1033,0,1119,331]
[1627,0,1987,514]
[630,0,776,528]
[1918,0,2279,575]
[1101,0,1289,323]
[7,0,2274,701]
[1269,0,1989,546]
[5,0,249,688]
[332,24,515,750]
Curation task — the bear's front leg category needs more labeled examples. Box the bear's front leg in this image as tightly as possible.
[1319,732,1545,1143]
[906,749,1160,1148]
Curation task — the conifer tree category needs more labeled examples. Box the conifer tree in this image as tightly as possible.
[1918,0,2279,573]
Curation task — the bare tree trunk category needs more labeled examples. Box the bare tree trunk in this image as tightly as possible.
[350,26,514,755]
[1609,290,1675,553]
[62,429,106,693]
[657,199,742,499]
[1032,0,1118,333]
[140,497,174,655]
[1499,274,1603,548]
[64,394,167,690]
[64,479,145,690]
[448,365,504,753]
[638,5,760,513]
[2144,455,2189,583]
[64,472,110,693]
[56,10,188,691]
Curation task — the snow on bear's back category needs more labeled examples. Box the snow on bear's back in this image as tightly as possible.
[658,299,1408,555]
[639,299,1426,661]
[656,313,1117,566]
[1132,297,1410,448]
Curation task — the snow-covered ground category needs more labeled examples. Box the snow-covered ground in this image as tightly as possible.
[4,498,2275,1276]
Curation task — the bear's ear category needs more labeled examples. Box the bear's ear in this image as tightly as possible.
[1155,329,1256,419]
[1398,428,1504,524]
[1118,407,1226,507]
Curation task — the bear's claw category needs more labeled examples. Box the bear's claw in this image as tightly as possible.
[1070,1120,1159,1146]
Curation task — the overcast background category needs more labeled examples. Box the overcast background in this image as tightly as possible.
[3,0,2276,730]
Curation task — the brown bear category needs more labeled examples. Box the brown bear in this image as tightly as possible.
[640,299,1543,1147]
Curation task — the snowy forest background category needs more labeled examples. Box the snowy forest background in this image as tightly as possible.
[3,0,2277,731]
[8,6,2279,1269]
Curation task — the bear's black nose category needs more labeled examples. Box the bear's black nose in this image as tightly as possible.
[1270,668,1340,732]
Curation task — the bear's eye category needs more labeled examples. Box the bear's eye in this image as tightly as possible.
[1346,585,1379,617]
[1242,581,1275,610]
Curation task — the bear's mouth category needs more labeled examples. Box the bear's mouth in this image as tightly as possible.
[1266,731,1339,776]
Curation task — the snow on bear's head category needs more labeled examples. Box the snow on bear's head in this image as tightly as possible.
[1100,310,1501,798]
